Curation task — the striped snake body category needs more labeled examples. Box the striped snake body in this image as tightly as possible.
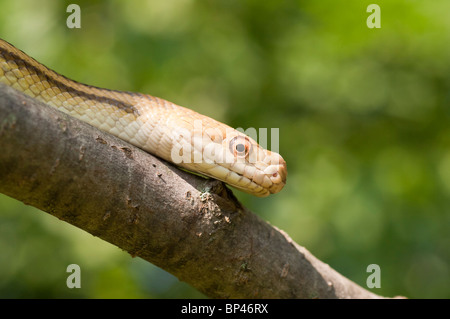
[0,39,286,197]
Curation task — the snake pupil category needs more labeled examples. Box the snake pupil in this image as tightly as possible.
[229,136,251,158]
[236,143,246,153]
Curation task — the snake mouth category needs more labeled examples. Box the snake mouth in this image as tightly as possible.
[222,149,287,197]
[196,159,287,197]
[230,155,287,197]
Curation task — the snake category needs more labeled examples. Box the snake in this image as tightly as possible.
[0,38,286,197]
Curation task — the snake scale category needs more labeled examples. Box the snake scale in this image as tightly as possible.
[0,39,286,197]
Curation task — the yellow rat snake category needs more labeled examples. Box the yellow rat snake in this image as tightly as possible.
[0,39,286,197]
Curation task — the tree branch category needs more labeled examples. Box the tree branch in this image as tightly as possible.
[0,83,385,298]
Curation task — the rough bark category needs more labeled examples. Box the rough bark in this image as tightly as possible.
[0,83,385,298]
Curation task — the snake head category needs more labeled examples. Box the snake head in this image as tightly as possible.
[220,132,287,197]
[195,128,286,197]
[170,115,287,197]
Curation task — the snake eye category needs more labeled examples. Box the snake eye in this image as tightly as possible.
[229,136,252,158]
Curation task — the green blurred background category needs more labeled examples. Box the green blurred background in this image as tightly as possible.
[0,0,449,298]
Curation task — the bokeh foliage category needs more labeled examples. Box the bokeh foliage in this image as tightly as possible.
[0,0,448,298]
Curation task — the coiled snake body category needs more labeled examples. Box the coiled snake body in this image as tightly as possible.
[0,39,286,197]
